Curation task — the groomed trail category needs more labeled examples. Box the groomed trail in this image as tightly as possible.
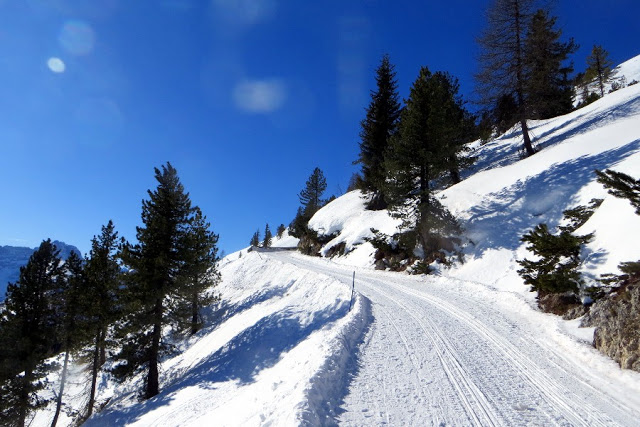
[267,251,640,426]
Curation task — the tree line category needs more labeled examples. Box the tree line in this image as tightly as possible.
[0,163,221,426]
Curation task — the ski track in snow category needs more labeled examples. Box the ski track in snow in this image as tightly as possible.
[268,251,640,426]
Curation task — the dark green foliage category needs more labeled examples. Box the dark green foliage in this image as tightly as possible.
[173,207,221,336]
[288,207,309,239]
[299,167,327,217]
[81,220,121,419]
[493,94,519,135]
[250,229,260,247]
[276,224,286,239]
[477,111,494,143]
[518,224,593,295]
[290,168,327,243]
[523,9,577,119]
[586,45,616,97]
[559,198,603,233]
[619,261,640,277]
[595,169,640,214]
[355,54,402,209]
[476,0,537,156]
[347,172,363,192]
[114,162,207,399]
[0,240,64,427]
[384,67,464,266]
[263,223,272,248]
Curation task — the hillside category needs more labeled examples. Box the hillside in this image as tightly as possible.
[28,55,640,426]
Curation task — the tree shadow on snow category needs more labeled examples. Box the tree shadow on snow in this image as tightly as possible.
[464,139,640,257]
[88,300,351,425]
[209,281,293,326]
[465,96,640,178]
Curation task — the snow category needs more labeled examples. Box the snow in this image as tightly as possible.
[29,54,640,426]
[308,190,401,257]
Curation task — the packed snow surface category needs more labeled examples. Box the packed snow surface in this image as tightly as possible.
[31,55,640,426]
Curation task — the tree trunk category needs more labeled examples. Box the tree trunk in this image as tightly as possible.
[448,163,461,185]
[191,293,199,335]
[51,349,70,427]
[99,326,107,366]
[18,368,31,427]
[520,119,535,156]
[85,328,101,419]
[145,297,163,399]
[513,0,535,157]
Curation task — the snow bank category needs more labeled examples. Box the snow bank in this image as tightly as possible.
[308,190,401,257]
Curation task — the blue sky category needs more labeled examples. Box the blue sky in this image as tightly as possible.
[1,0,638,256]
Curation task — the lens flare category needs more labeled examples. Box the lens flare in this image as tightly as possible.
[47,57,66,73]
[58,20,95,56]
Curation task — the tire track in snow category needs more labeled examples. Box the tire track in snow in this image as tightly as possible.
[367,284,500,426]
[391,281,622,426]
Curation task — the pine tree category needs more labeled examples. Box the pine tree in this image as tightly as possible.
[586,45,616,97]
[114,162,196,399]
[81,220,121,419]
[518,224,593,294]
[51,251,84,427]
[175,207,220,336]
[276,224,286,239]
[422,71,476,184]
[385,67,462,263]
[477,0,537,156]
[524,9,577,119]
[355,54,401,209]
[250,229,261,247]
[595,169,640,214]
[0,240,63,427]
[299,167,327,216]
[492,93,519,134]
[263,224,272,248]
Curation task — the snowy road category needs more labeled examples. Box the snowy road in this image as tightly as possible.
[268,251,640,426]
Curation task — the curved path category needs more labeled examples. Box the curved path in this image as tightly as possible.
[268,252,640,426]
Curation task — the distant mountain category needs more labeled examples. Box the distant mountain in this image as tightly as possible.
[0,241,82,301]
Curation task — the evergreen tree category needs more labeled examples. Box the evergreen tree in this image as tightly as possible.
[81,220,121,419]
[586,45,616,97]
[423,71,476,184]
[263,224,272,248]
[492,93,519,134]
[518,224,593,294]
[385,67,462,263]
[595,169,640,214]
[175,207,220,336]
[114,162,196,399]
[276,224,286,239]
[250,229,261,247]
[0,240,63,427]
[288,207,309,239]
[524,9,577,119]
[299,167,327,216]
[477,0,537,156]
[51,251,84,427]
[355,54,401,209]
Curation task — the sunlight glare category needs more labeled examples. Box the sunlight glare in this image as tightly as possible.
[47,57,66,73]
